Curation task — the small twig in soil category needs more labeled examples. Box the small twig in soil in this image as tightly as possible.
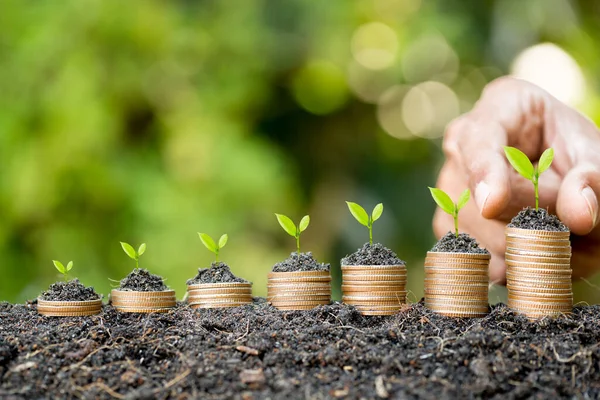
[74,382,125,399]
[235,320,250,342]
[151,368,191,396]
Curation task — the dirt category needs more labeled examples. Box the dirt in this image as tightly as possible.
[271,252,330,272]
[341,242,406,266]
[39,279,101,301]
[187,262,249,285]
[508,207,569,232]
[118,269,168,292]
[430,232,490,254]
[1,300,599,399]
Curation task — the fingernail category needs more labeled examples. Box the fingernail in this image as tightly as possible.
[475,182,491,214]
[582,186,598,227]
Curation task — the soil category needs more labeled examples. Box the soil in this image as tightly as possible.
[508,207,569,232]
[431,232,490,254]
[187,262,249,285]
[271,252,330,272]
[341,242,405,266]
[39,279,100,301]
[118,269,168,292]
[1,300,600,399]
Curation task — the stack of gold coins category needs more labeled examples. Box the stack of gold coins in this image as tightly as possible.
[37,298,103,317]
[424,252,490,317]
[505,227,572,319]
[341,265,407,316]
[110,289,176,313]
[267,270,331,310]
[187,282,253,309]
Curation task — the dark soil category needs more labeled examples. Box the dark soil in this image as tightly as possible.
[1,300,600,399]
[431,232,490,254]
[508,207,569,232]
[271,252,329,272]
[341,242,405,266]
[39,279,100,301]
[187,262,249,285]
[118,269,168,292]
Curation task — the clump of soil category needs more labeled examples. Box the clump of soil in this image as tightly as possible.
[39,279,100,301]
[187,262,248,285]
[509,207,569,232]
[271,252,329,272]
[431,232,490,254]
[341,242,405,265]
[118,268,168,292]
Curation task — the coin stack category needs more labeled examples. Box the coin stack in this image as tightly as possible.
[187,282,253,309]
[424,252,490,318]
[110,289,176,313]
[341,265,407,316]
[505,227,572,319]
[267,270,331,310]
[37,298,103,317]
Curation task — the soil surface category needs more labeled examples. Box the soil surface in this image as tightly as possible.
[39,279,100,301]
[118,269,168,292]
[1,300,600,399]
[187,262,249,285]
[431,232,490,254]
[341,242,405,266]
[272,252,329,272]
[508,207,569,232]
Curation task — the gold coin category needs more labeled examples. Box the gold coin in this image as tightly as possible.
[505,261,571,271]
[188,290,252,298]
[508,300,572,309]
[270,301,330,308]
[37,299,103,307]
[267,295,331,302]
[190,303,250,309]
[272,305,325,311]
[425,252,491,260]
[187,292,253,299]
[342,270,407,277]
[38,309,102,317]
[111,290,176,299]
[424,259,490,266]
[359,310,402,316]
[113,306,174,313]
[505,227,570,239]
[507,281,572,290]
[187,283,251,290]
[505,238,570,247]
[508,293,572,302]
[268,271,330,278]
[342,286,405,293]
[37,305,103,313]
[505,254,572,265]
[424,276,489,284]
[267,283,331,290]
[424,289,488,297]
[424,267,488,276]
[342,276,407,283]
[189,299,252,306]
[341,265,406,271]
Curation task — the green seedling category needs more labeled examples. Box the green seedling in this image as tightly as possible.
[429,188,470,238]
[198,233,228,262]
[121,241,146,269]
[504,146,554,210]
[275,214,310,253]
[53,260,73,282]
[346,202,383,245]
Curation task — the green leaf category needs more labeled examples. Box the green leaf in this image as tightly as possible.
[457,189,471,211]
[218,234,228,249]
[120,242,137,260]
[198,233,218,254]
[299,215,310,232]
[138,243,146,256]
[66,261,73,272]
[504,146,534,180]
[428,187,455,215]
[53,260,66,274]
[275,214,297,237]
[371,203,383,222]
[346,201,369,226]
[537,148,554,174]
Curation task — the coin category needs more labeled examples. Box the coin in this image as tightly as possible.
[505,227,570,239]
[111,290,176,299]
[270,300,330,308]
[187,283,252,290]
[505,254,572,265]
[112,306,173,313]
[341,265,406,271]
[268,271,330,278]
[425,252,491,260]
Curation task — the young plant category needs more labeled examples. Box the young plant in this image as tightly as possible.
[429,188,470,238]
[53,260,73,282]
[346,202,383,245]
[504,146,554,210]
[275,214,310,253]
[198,233,228,262]
[121,242,146,269]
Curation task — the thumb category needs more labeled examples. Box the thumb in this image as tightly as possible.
[556,163,600,235]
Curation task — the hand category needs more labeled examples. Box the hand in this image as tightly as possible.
[434,76,600,284]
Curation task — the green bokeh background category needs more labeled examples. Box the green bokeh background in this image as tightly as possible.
[1,0,599,304]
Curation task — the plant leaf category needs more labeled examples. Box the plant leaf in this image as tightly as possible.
[120,242,137,260]
[53,260,66,274]
[457,189,471,211]
[198,233,218,254]
[138,243,146,256]
[299,215,310,232]
[504,146,534,180]
[275,214,297,237]
[428,187,455,215]
[346,202,369,226]
[66,261,73,272]
[371,203,383,222]
[537,148,554,174]
[218,234,228,249]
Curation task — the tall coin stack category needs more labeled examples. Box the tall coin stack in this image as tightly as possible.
[187,282,253,309]
[111,289,177,313]
[505,227,572,319]
[267,270,331,310]
[341,265,407,316]
[424,252,490,317]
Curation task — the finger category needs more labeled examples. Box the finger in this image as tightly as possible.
[556,164,600,235]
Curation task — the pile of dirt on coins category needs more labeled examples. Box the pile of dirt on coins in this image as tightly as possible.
[509,207,569,231]
[271,252,329,272]
[39,279,100,301]
[187,262,248,285]
[1,300,599,399]
[341,242,405,265]
[118,268,168,292]
[431,232,490,254]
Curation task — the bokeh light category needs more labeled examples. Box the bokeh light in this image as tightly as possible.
[351,22,399,71]
[401,34,459,84]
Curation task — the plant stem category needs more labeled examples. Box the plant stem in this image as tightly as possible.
[215,251,219,262]
[296,235,300,254]
[454,214,459,238]
[534,176,539,210]
[369,224,373,245]
[135,258,139,269]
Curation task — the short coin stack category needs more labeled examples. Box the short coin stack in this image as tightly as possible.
[111,289,176,313]
[267,270,331,310]
[505,227,572,319]
[341,265,407,316]
[187,282,253,309]
[424,252,490,317]
[37,298,103,317]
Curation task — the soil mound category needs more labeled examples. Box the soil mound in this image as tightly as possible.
[508,207,569,232]
[187,262,248,285]
[341,242,405,266]
[431,232,490,254]
[118,268,168,292]
[39,279,100,301]
[271,252,329,272]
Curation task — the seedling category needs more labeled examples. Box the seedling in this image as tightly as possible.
[346,202,383,245]
[275,214,310,253]
[53,260,73,282]
[504,146,554,210]
[429,188,470,238]
[198,233,228,262]
[121,242,146,269]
